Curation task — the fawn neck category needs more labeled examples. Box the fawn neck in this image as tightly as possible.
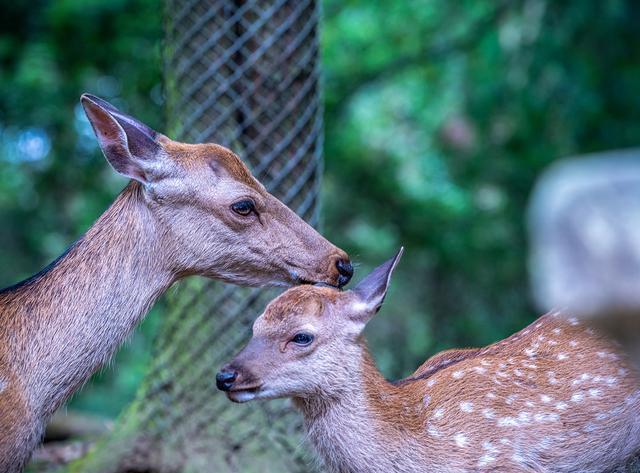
[294,344,433,473]
[0,182,175,418]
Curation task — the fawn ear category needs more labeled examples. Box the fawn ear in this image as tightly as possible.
[81,93,165,184]
[349,247,403,324]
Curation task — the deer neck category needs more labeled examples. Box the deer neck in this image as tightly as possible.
[295,345,433,473]
[0,182,175,418]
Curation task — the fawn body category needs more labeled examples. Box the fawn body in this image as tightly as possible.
[219,250,640,473]
[0,95,351,471]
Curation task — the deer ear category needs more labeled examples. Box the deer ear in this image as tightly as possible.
[348,247,403,323]
[81,93,164,184]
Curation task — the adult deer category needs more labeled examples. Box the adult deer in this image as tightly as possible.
[219,249,640,473]
[0,94,352,472]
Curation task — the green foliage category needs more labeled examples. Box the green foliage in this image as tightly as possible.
[321,0,640,377]
[2,0,640,414]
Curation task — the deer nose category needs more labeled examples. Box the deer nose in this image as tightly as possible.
[336,259,354,287]
[216,368,238,391]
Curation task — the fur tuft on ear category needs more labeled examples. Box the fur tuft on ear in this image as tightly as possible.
[81,93,163,184]
[349,247,403,323]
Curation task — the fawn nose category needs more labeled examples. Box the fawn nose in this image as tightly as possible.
[336,259,354,287]
[216,368,238,391]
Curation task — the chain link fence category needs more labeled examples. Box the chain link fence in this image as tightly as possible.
[64,1,323,471]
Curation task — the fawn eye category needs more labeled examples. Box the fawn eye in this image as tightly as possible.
[231,199,255,216]
[291,333,314,346]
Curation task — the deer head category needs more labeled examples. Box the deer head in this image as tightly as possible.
[217,248,402,401]
[81,94,352,287]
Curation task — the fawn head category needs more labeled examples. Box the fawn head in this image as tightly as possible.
[217,248,403,402]
[81,94,352,287]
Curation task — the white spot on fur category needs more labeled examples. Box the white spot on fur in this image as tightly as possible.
[534,412,559,422]
[540,394,552,403]
[552,328,561,334]
[571,392,584,403]
[500,438,511,445]
[568,317,579,325]
[586,422,600,433]
[427,378,436,387]
[480,360,492,366]
[423,394,431,407]
[454,433,467,447]
[514,369,524,377]
[569,340,578,347]
[452,370,465,379]
[486,392,497,399]
[0,378,6,393]
[483,440,499,450]
[460,401,474,413]
[473,366,487,374]
[606,377,618,385]
[478,455,495,467]
[497,417,519,427]
[557,353,568,361]
[525,401,535,408]
[589,388,602,397]
[555,402,568,410]
[506,394,518,405]
[482,408,496,419]
[428,424,441,438]
[518,412,531,423]
[433,407,445,419]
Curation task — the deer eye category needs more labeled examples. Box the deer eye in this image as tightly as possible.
[291,333,314,346]
[231,199,255,216]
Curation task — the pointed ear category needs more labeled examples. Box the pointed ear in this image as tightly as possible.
[81,93,164,184]
[348,247,404,324]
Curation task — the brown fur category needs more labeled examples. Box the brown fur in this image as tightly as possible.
[0,114,349,470]
[161,140,260,189]
[224,286,640,473]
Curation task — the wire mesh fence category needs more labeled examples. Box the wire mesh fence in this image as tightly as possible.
[63,1,323,471]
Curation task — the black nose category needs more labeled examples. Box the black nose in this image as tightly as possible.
[216,368,238,391]
[336,259,354,287]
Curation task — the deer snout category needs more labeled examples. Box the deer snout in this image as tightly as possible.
[216,367,238,391]
[336,258,354,287]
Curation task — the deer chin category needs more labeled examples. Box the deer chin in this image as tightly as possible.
[289,269,340,289]
[226,385,282,403]
[226,384,263,403]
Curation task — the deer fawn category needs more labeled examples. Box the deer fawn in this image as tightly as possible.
[219,249,640,473]
[0,94,352,472]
